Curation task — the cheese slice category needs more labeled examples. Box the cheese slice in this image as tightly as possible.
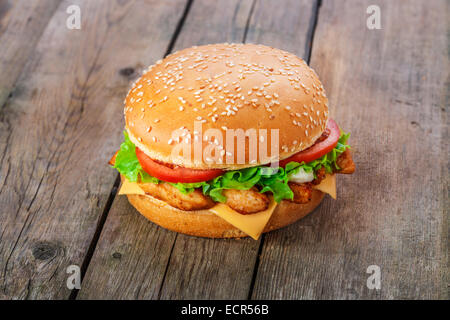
[312,174,336,199]
[118,177,277,240]
[118,178,145,195]
[209,198,277,240]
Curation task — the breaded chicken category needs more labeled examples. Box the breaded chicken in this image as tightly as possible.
[138,182,215,211]
[312,167,326,185]
[288,182,313,204]
[336,149,355,174]
[223,188,269,214]
[137,182,269,214]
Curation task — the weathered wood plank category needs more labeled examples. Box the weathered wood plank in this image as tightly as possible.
[159,0,321,300]
[244,0,319,56]
[79,0,319,300]
[78,0,259,300]
[158,0,260,300]
[0,0,186,299]
[77,195,178,300]
[0,0,61,108]
[251,0,448,299]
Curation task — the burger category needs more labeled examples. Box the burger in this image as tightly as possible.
[109,43,355,240]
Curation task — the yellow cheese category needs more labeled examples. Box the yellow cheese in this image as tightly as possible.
[118,177,277,240]
[312,174,336,199]
[118,178,145,195]
[209,198,277,240]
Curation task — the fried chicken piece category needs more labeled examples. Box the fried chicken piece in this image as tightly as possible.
[223,188,269,214]
[112,150,277,214]
[336,149,355,174]
[312,167,326,185]
[138,182,215,211]
[288,182,313,204]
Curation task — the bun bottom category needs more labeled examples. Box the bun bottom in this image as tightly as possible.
[125,190,324,238]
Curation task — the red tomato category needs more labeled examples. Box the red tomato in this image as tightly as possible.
[279,119,340,167]
[135,147,224,183]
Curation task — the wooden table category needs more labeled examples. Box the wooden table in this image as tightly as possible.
[0,0,447,300]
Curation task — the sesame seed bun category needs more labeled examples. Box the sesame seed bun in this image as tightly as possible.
[125,43,329,170]
[126,187,325,238]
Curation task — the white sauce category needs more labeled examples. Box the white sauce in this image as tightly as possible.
[289,168,314,184]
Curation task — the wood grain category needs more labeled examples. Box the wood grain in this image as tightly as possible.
[160,0,320,300]
[79,0,260,300]
[1,0,446,300]
[158,0,259,300]
[251,0,448,299]
[0,0,186,299]
[245,0,319,57]
[0,0,61,108]
[78,0,320,300]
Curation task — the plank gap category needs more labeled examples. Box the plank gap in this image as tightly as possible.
[156,0,261,299]
[156,233,178,300]
[246,234,265,299]
[76,0,193,300]
[305,0,321,63]
[163,0,194,58]
[68,174,121,300]
[242,0,256,43]
[247,0,322,299]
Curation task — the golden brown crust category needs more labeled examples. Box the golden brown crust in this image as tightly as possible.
[288,182,313,204]
[223,188,269,214]
[137,181,215,211]
[336,149,355,174]
[125,43,329,170]
[125,189,325,238]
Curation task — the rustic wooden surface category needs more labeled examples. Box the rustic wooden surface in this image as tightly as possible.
[0,0,187,299]
[252,0,449,300]
[0,0,448,300]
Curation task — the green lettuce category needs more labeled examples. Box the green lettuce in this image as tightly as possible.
[112,131,350,203]
[113,131,160,184]
[285,131,351,177]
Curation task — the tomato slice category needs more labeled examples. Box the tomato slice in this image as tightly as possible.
[279,119,340,167]
[135,147,225,183]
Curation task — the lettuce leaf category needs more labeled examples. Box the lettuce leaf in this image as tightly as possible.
[285,131,351,178]
[112,131,350,203]
[113,131,160,184]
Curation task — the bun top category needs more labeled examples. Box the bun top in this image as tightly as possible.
[125,43,329,169]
